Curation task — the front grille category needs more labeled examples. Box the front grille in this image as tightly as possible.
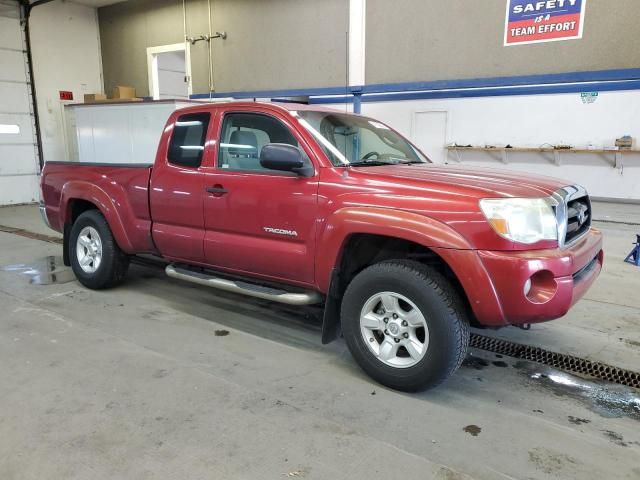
[565,194,591,245]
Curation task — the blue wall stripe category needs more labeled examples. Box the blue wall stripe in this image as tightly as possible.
[308,80,640,104]
[359,68,640,95]
[189,68,640,103]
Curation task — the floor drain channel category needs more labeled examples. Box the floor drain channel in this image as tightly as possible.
[0,225,62,244]
[471,333,640,389]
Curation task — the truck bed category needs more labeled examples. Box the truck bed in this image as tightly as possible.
[41,162,154,253]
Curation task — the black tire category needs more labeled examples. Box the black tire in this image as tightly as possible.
[69,209,129,289]
[341,260,470,392]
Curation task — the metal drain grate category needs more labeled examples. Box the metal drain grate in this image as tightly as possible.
[471,333,640,389]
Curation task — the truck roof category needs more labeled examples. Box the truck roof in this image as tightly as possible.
[175,100,347,115]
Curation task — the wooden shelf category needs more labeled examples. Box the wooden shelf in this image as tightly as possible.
[446,146,640,154]
[446,145,640,167]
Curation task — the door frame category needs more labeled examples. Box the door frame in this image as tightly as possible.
[410,109,449,164]
[146,43,192,100]
[201,105,321,286]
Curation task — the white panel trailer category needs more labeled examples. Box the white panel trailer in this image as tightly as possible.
[63,100,199,165]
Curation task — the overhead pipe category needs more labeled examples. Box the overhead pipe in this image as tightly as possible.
[186,32,226,44]
[183,0,225,97]
[182,0,189,91]
[207,0,213,96]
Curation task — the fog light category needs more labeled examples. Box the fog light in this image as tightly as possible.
[525,270,557,304]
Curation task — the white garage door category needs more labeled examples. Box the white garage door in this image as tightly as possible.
[0,1,40,205]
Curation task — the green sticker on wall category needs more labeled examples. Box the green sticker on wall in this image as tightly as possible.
[580,92,598,104]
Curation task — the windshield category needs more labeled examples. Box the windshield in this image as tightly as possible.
[293,110,429,166]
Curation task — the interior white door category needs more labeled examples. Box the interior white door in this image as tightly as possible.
[147,44,192,101]
[412,111,448,164]
[157,51,188,100]
[0,3,40,205]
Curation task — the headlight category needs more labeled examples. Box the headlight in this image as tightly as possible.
[479,198,558,244]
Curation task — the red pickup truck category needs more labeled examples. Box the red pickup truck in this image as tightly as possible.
[40,101,603,391]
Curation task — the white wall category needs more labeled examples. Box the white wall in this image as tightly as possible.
[340,89,640,201]
[30,1,104,163]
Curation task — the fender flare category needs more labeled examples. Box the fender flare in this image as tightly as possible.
[59,181,135,253]
[318,207,476,343]
[316,207,473,292]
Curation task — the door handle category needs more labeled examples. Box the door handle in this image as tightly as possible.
[206,185,228,196]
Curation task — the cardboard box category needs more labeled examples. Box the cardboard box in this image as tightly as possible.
[84,93,107,103]
[112,85,136,99]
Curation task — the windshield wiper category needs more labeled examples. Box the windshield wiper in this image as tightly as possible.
[348,160,392,167]
[349,159,424,167]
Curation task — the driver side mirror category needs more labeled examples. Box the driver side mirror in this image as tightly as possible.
[260,143,314,177]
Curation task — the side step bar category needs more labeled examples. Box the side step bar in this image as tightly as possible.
[165,265,322,306]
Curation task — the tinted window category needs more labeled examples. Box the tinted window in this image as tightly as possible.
[218,112,298,172]
[168,113,210,168]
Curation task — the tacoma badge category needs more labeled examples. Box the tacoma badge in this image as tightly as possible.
[263,227,298,237]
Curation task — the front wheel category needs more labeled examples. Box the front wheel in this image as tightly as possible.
[69,210,129,289]
[341,260,469,392]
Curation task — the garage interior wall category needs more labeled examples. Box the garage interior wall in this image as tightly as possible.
[359,0,640,202]
[365,0,640,84]
[93,0,640,200]
[0,0,103,205]
[357,92,640,201]
[98,0,349,97]
[30,1,104,165]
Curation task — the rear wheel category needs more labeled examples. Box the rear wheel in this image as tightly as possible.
[341,260,469,391]
[69,210,129,289]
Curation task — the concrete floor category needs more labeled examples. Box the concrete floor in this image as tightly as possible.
[0,204,639,479]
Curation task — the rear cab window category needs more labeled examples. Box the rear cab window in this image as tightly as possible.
[168,112,211,168]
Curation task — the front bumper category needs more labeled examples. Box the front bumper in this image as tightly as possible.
[441,228,603,327]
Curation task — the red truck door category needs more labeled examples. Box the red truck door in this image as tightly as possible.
[202,109,319,286]
[149,111,214,263]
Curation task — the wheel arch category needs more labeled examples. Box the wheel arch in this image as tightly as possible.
[318,207,476,343]
[60,182,135,257]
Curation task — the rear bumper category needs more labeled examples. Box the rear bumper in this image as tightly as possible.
[440,228,603,327]
[39,201,52,229]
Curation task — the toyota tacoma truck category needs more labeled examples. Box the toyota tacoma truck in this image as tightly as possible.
[40,101,603,391]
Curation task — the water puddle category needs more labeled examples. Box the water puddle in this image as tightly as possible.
[516,361,640,421]
[463,350,640,421]
[0,256,76,285]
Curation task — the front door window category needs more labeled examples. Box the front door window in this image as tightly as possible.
[218,112,299,172]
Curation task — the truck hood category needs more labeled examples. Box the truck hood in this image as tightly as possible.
[353,163,570,198]
[333,163,575,251]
